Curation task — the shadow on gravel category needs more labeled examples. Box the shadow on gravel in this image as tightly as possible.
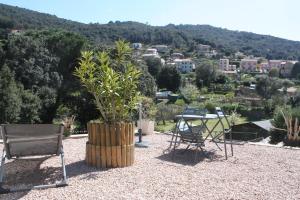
[0,156,110,199]
[156,148,222,166]
[65,160,108,180]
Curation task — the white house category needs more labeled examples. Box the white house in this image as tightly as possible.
[171,53,184,60]
[219,59,229,71]
[197,44,211,53]
[142,48,160,59]
[152,45,168,53]
[131,43,142,49]
[174,59,195,73]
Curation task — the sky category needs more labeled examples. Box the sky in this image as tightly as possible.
[1,0,300,41]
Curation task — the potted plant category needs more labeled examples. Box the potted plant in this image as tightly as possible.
[74,40,141,168]
[139,96,157,135]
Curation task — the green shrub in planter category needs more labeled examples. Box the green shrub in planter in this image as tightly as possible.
[74,40,141,123]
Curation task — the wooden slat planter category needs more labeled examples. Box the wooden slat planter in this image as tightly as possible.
[86,122,134,168]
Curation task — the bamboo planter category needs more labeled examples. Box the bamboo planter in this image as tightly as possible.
[86,122,134,168]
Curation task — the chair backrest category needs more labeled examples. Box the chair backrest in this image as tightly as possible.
[215,107,232,130]
[0,124,64,159]
[182,107,207,116]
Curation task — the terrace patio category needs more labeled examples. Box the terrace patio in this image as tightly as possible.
[1,133,300,200]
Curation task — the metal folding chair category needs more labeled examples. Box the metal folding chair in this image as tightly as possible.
[169,107,207,161]
[0,124,68,194]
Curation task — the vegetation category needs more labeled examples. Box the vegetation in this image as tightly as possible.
[157,66,181,92]
[195,61,217,88]
[1,3,300,59]
[74,40,141,123]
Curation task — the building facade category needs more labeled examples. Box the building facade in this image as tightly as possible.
[174,59,195,73]
[240,59,258,72]
[219,59,229,71]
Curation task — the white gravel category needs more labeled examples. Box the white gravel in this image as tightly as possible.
[1,134,300,200]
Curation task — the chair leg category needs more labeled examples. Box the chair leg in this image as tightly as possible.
[60,147,68,185]
[0,150,6,184]
[172,133,179,160]
[230,131,233,156]
[223,133,228,160]
[0,150,9,194]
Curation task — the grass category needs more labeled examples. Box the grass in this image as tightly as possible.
[154,117,248,136]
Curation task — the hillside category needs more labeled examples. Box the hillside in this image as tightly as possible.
[1,3,300,60]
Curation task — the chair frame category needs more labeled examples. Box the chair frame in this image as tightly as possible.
[0,124,68,194]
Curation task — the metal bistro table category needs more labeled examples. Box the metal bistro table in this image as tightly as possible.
[166,110,233,160]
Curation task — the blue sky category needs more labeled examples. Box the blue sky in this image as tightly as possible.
[1,0,300,41]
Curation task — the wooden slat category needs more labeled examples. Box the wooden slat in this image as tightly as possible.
[96,146,101,168]
[126,144,131,166]
[125,123,129,145]
[121,123,126,146]
[130,123,134,145]
[91,144,96,166]
[100,146,106,168]
[100,123,105,146]
[116,123,121,146]
[116,146,122,167]
[105,124,112,167]
[121,145,126,167]
[96,124,101,146]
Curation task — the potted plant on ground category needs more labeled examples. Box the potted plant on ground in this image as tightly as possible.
[139,96,157,135]
[74,40,141,168]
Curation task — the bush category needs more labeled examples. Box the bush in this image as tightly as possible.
[174,99,186,106]
[270,106,300,145]
[156,103,184,124]
[205,102,216,113]
[222,103,239,113]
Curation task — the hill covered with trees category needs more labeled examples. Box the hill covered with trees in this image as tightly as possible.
[0,3,300,60]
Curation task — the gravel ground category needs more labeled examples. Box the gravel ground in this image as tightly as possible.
[1,134,300,200]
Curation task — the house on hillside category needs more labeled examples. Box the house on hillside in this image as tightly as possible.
[240,59,258,72]
[131,43,142,49]
[174,58,195,73]
[152,45,168,53]
[219,59,229,71]
[171,53,184,60]
[280,61,298,78]
[142,48,160,59]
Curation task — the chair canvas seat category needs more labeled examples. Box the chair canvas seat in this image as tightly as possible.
[0,124,67,193]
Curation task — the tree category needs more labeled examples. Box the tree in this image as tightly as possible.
[291,62,300,79]
[195,61,217,88]
[269,67,279,77]
[180,84,200,103]
[138,69,157,97]
[19,89,41,123]
[255,75,287,99]
[157,66,181,92]
[0,65,22,123]
[144,57,162,78]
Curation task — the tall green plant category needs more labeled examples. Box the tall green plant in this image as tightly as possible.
[74,40,141,123]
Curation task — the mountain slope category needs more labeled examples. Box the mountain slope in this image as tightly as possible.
[0,3,300,60]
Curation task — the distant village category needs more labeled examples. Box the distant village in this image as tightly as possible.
[131,42,298,78]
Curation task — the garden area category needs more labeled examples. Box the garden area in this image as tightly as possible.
[0,31,300,199]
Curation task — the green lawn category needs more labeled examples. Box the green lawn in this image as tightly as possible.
[155,117,248,136]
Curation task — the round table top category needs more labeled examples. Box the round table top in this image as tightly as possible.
[175,114,223,120]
